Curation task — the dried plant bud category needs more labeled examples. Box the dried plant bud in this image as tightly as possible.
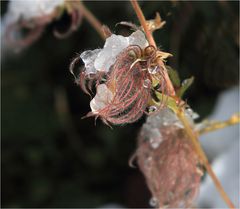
[72,30,178,125]
[136,108,203,208]
[4,0,64,23]
[2,0,82,50]
[87,45,152,125]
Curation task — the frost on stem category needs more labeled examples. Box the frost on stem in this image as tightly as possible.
[73,30,175,125]
[2,0,82,50]
[137,108,203,208]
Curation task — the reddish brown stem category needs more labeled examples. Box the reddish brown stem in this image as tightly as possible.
[130,0,175,96]
[130,0,156,47]
[76,1,105,40]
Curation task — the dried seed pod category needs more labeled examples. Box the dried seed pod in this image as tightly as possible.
[136,109,203,208]
[73,30,176,125]
[3,0,82,50]
[89,45,152,125]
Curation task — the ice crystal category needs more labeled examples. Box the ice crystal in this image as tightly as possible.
[4,0,64,25]
[144,108,180,130]
[1,0,67,51]
[143,107,198,131]
[80,30,148,75]
[149,197,159,207]
[80,49,101,75]
[149,128,163,149]
[90,84,113,113]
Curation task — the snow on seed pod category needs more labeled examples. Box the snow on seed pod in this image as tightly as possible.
[136,108,203,208]
[86,45,152,125]
[71,30,175,125]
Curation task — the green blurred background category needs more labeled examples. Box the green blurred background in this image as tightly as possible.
[1,1,239,208]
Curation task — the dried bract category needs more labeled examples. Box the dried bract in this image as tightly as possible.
[145,12,166,33]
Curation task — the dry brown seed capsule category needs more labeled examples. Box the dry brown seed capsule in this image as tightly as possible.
[84,45,152,125]
[137,124,203,208]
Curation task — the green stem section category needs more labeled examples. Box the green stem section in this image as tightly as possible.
[199,114,240,135]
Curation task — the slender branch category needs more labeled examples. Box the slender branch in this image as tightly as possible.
[199,114,240,135]
[76,1,105,40]
[130,0,235,208]
[130,0,175,96]
[130,0,156,47]
[161,65,176,96]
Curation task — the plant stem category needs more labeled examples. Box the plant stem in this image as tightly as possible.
[130,0,156,47]
[130,0,235,208]
[76,1,105,40]
[199,114,240,135]
[130,0,175,96]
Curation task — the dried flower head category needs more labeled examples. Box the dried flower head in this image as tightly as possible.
[87,45,152,125]
[136,108,203,208]
[2,0,82,50]
[71,30,174,125]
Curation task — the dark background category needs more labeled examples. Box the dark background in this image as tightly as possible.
[1,1,239,208]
